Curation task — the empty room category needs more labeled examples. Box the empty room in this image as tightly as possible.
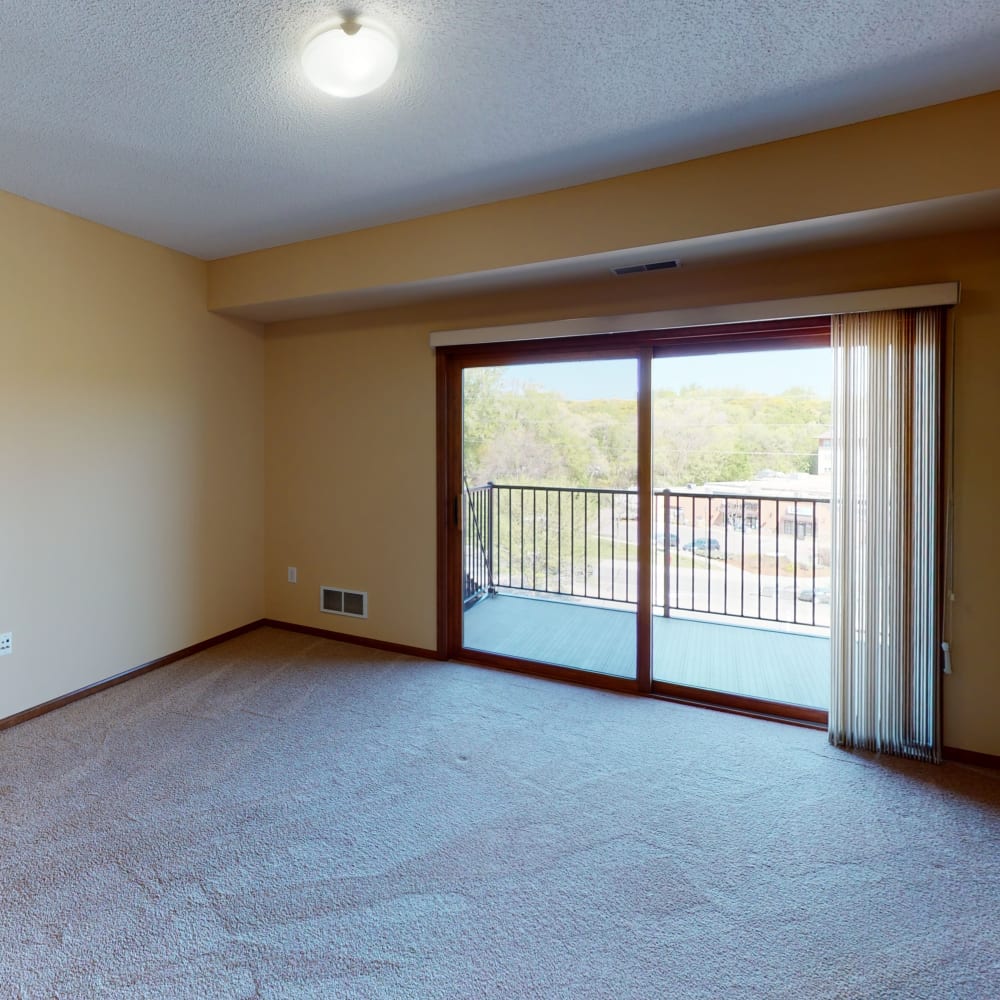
[1,2,999,997]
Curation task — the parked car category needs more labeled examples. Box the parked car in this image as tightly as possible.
[798,585,831,604]
[682,537,721,554]
[655,531,678,549]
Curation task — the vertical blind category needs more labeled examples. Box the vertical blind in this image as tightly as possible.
[829,307,943,762]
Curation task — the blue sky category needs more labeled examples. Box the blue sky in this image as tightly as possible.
[502,348,832,400]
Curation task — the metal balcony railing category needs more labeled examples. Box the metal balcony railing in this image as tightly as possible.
[464,483,831,629]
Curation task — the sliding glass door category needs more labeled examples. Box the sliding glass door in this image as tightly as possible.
[649,347,832,716]
[458,358,640,683]
[441,318,832,719]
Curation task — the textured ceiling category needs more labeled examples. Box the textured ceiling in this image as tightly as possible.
[2,1,1000,259]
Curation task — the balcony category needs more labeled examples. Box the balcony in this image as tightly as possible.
[463,483,831,710]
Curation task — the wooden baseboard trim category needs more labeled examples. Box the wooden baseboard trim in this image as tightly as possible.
[943,745,1000,770]
[12,618,982,764]
[262,619,441,661]
[0,620,267,734]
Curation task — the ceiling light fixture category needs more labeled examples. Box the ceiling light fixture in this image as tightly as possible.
[301,18,399,98]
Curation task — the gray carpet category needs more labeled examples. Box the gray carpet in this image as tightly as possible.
[1,627,997,999]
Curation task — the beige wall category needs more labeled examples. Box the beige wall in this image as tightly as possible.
[263,227,1000,757]
[263,321,437,650]
[209,90,1000,315]
[0,190,265,719]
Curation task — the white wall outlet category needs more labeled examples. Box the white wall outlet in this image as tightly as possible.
[0,632,11,656]
[287,566,297,584]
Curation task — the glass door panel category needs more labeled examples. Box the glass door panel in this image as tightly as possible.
[650,347,833,709]
[461,358,638,679]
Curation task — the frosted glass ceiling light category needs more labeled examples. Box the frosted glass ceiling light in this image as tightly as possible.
[302,19,398,98]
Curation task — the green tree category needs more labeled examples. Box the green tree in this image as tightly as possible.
[463,371,830,490]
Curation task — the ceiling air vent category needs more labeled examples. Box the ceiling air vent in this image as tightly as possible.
[612,259,680,276]
[320,586,368,619]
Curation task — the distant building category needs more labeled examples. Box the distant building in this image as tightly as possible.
[695,472,830,537]
[663,471,832,566]
[817,430,833,475]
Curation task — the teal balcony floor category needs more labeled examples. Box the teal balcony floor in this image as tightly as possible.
[464,593,829,709]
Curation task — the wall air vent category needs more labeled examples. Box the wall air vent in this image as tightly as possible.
[612,259,680,276]
[320,586,368,619]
